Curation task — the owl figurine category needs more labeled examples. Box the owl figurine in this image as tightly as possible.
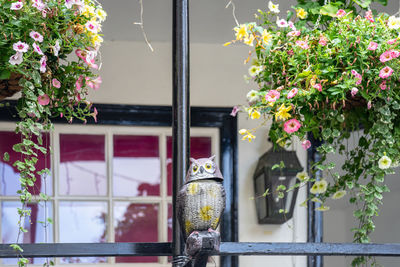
[177,155,225,240]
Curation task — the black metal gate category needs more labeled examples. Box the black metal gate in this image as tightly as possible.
[1,1,400,267]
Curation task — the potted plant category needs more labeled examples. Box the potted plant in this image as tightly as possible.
[228,1,399,265]
[0,0,106,265]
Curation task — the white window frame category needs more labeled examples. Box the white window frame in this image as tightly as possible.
[0,122,219,267]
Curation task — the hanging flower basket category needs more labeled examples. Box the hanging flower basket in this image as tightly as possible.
[0,73,23,100]
[228,3,400,265]
[0,1,106,265]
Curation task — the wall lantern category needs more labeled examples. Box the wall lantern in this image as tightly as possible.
[253,147,303,224]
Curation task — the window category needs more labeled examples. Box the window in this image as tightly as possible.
[0,123,219,266]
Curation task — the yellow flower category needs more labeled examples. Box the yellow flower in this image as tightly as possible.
[250,110,261,120]
[311,197,323,203]
[248,65,263,77]
[95,8,107,22]
[262,29,273,45]
[91,34,103,46]
[239,128,256,142]
[275,103,292,121]
[296,8,308,19]
[315,205,330,211]
[239,129,247,135]
[296,171,309,182]
[234,24,248,41]
[268,1,280,13]
[332,190,347,200]
[310,179,328,194]
[223,41,232,46]
[82,4,95,17]
[243,34,255,46]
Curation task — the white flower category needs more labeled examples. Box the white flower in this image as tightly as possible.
[378,155,392,169]
[13,41,29,53]
[296,171,309,182]
[33,43,44,55]
[53,40,61,57]
[246,90,259,102]
[268,1,280,13]
[40,56,47,73]
[248,65,263,77]
[276,18,288,28]
[388,16,400,30]
[332,190,346,199]
[96,8,107,22]
[9,52,23,65]
[11,2,23,10]
[310,179,328,194]
[85,21,100,33]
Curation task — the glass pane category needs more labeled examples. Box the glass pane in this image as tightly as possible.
[59,201,107,264]
[114,202,158,263]
[59,134,106,196]
[167,137,212,195]
[2,201,53,265]
[113,135,160,196]
[0,131,52,196]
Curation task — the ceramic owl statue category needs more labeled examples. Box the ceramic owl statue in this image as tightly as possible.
[177,155,225,240]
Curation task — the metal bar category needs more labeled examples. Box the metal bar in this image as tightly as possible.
[3,242,400,258]
[307,133,324,267]
[172,0,190,265]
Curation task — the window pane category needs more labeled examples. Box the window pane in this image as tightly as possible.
[0,131,52,196]
[167,137,212,195]
[2,201,53,265]
[59,134,107,196]
[113,135,160,196]
[114,202,158,263]
[59,201,107,264]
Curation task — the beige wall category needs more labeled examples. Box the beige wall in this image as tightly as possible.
[90,40,308,266]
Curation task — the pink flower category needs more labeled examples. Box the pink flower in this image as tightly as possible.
[351,87,358,97]
[296,40,309,49]
[11,2,23,10]
[380,51,392,62]
[92,107,98,123]
[265,90,280,102]
[379,66,394,79]
[40,56,46,73]
[336,9,346,18]
[13,41,29,53]
[351,70,362,85]
[65,0,74,8]
[37,94,50,106]
[390,50,400,58]
[365,10,374,22]
[287,88,298,99]
[52,78,61,88]
[380,81,387,90]
[276,19,288,28]
[230,106,239,117]
[284,119,301,133]
[32,0,46,11]
[288,21,296,30]
[313,83,322,92]
[86,76,102,90]
[367,101,372,110]
[287,30,301,37]
[301,140,311,150]
[75,76,84,91]
[29,31,43,42]
[387,38,397,45]
[33,43,44,55]
[319,35,328,46]
[9,52,23,65]
[85,21,99,33]
[367,41,378,51]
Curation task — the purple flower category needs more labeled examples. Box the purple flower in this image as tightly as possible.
[40,56,47,73]
[351,87,358,97]
[230,106,239,117]
[13,41,29,53]
[9,52,23,65]
[11,2,23,10]
[33,43,44,55]
[53,40,61,57]
[29,31,43,42]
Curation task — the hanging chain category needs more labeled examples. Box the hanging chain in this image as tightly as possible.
[313,0,330,30]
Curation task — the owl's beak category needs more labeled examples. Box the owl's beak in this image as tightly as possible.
[200,166,205,173]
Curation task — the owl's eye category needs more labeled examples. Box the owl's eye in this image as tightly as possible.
[192,165,199,172]
[205,163,212,170]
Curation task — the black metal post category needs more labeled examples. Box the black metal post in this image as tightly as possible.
[307,133,323,267]
[172,0,190,265]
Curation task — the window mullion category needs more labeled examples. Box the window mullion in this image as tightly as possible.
[159,132,167,265]
[107,129,115,264]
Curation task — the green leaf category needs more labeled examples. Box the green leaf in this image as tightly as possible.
[0,70,11,80]
[3,152,9,162]
[320,4,339,17]
[10,244,23,252]
[353,0,372,8]
[262,188,270,197]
